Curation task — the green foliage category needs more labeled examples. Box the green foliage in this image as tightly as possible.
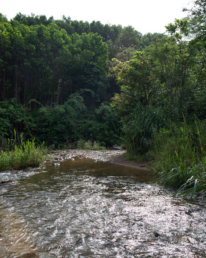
[93,141,106,150]
[110,0,206,196]
[150,120,206,195]
[29,93,86,144]
[183,0,206,40]
[0,94,121,148]
[123,105,166,155]
[0,99,28,138]
[77,139,86,149]
[0,13,168,109]
[83,140,93,149]
[5,9,206,197]
[76,139,106,150]
[174,161,206,198]
[0,18,109,107]
[0,138,46,171]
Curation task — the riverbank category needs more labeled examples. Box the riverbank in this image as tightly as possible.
[48,149,148,171]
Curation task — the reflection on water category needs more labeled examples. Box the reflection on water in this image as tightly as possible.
[0,158,206,257]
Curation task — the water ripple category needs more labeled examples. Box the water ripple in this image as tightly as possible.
[0,158,205,257]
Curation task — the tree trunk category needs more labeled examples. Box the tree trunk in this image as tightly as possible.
[3,70,6,100]
[14,64,19,103]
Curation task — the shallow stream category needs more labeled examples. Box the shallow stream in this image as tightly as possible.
[0,157,206,257]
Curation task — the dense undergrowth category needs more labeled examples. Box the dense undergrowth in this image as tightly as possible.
[122,114,206,198]
[0,134,46,172]
[0,96,121,149]
[151,121,206,197]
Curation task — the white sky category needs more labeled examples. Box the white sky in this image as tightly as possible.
[1,0,193,34]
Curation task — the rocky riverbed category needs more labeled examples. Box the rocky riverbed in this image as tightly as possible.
[48,149,148,170]
[0,155,206,257]
[0,150,206,257]
[0,150,132,185]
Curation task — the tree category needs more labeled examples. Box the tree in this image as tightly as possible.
[184,0,206,40]
[118,26,142,48]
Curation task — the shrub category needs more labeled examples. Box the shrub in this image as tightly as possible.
[83,140,93,149]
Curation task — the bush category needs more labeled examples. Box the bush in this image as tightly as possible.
[0,96,122,149]
[83,140,93,149]
[26,98,121,147]
[0,99,28,139]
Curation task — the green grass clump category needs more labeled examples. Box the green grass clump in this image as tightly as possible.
[174,159,206,198]
[0,139,46,172]
[93,141,107,150]
[83,140,93,149]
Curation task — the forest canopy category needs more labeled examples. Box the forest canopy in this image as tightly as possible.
[0,13,165,146]
[0,13,166,106]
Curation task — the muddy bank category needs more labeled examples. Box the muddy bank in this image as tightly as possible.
[48,149,148,170]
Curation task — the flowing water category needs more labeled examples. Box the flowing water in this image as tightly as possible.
[0,158,206,258]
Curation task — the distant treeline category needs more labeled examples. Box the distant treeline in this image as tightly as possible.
[0,13,166,108]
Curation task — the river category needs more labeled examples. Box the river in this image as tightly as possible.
[0,153,206,257]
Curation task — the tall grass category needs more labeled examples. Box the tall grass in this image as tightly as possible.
[123,105,165,155]
[151,120,206,196]
[0,138,46,172]
[124,108,206,197]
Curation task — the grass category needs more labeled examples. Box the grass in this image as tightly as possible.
[0,139,46,172]
[125,119,206,197]
[174,159,206,198]
[77,140,106,150]
[150,120,206,197]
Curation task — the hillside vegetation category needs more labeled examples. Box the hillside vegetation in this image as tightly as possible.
[111,0,206,196]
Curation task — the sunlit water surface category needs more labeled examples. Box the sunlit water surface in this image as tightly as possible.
[0,158,206,258]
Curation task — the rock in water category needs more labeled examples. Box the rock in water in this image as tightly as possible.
[153,231,160,237]
[52,162,60,166]
[110,145,122,150]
